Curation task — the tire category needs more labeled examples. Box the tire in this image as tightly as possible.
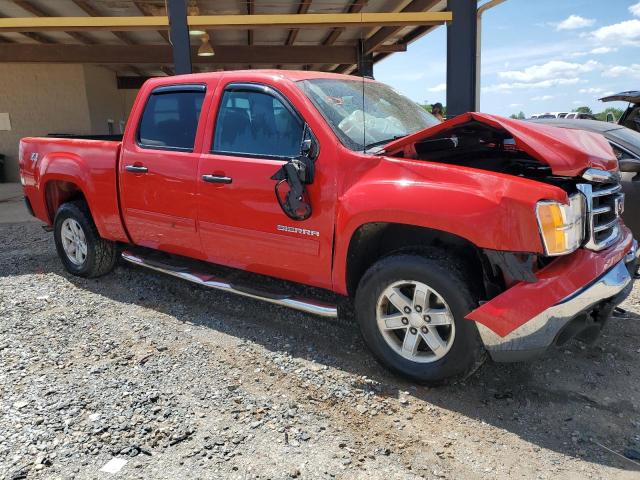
[355,250,485,385]
[53,201,117,278]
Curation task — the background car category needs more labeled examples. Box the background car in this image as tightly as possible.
[600,91,640,133]
[529,118,640,237]
[564,112,597,120]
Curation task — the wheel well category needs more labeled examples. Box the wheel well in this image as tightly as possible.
[44,180,87,223]
[345,223,489,298]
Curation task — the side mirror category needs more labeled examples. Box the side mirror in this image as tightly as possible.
[301,138,312,156]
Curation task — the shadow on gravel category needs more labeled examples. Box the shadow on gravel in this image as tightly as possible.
[3,220,639,472]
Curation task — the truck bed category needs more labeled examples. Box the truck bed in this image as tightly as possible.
[19,136,129,243]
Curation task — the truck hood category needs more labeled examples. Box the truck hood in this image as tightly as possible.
[383,112,617,177]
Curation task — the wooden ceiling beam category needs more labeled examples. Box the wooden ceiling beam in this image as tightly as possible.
[322,0,366,46]
[0,44,358,65]
[0,12,452,32]
[0,12,55,43]
[71,0,136,45]
[12,0,96,44]
[363,0,440,54]
[132,0,171,43]
[286,0,312,45]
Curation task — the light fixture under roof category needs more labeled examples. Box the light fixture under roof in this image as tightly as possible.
[187,5,205,36]
[198,34,215,57]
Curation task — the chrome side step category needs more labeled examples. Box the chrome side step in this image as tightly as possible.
[121,250,338,318]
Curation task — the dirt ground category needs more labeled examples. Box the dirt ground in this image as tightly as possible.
[1,183,639,480]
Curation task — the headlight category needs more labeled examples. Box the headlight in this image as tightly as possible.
[536,194,585,256]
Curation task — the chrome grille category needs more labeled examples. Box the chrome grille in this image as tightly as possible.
[577,170,624,251]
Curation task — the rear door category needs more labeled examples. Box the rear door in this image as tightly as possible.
[119,84,207,258]
[196,82,335,287]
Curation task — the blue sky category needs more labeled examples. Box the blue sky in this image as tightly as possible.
[375,0,640,117]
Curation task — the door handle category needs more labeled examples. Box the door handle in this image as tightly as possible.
[125,165,148,173]
[202,174,232,184]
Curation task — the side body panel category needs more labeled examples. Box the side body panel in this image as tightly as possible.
[19,137,129,242]
[195,73,339,289]
[117,81,214,259]
[330,156,568,295]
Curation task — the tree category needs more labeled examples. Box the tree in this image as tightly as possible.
[509,111,526,120]
[573,106,593,114]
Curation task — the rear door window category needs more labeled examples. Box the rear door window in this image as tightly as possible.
[138,86,205,151]
[212,89,304,159]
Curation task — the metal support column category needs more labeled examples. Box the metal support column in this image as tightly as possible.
[356,39,374,78]
[167,0,192,75]
[446,0,477,117]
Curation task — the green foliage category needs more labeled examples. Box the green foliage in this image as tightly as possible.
[595,107,624,122]
[509,111,526,119]
[573,106,593,114]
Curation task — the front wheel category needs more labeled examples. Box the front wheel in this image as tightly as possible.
[355,252,485,384]
[53,201,117,278]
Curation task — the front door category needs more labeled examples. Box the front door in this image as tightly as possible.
[119,84,206,259]
[197,83,335,288]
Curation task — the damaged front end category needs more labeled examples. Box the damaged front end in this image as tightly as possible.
[381,113,637,361]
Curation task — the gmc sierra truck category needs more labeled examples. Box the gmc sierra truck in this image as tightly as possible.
[19,70,639,384]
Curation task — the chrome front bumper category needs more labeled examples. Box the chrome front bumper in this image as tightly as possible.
[478,240,638,362]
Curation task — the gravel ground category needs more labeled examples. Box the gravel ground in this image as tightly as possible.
[1,187,640,479]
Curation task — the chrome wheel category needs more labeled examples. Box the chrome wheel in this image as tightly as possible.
[60,218,88,266]
[376,280,455,363]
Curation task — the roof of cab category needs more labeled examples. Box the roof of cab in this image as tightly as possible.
[144,69,374,89]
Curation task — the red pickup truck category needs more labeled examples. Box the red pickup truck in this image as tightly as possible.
[19,70,638,384]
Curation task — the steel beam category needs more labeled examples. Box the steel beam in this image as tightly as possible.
[356,39,374,78]
[166,0,192,75]
[446,0,477,117]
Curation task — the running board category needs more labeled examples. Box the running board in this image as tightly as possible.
[121,250,338,318]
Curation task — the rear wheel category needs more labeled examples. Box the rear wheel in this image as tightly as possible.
[355,252,485,384]
[53,201,117,278]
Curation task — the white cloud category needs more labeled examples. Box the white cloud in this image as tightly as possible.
[532,95,554,101]
[630,2,640,17]
[483,77,580,93]
[554,15,595,30]
[428,83,446,93]
[590,19,640,46]
[572,100,586,105]
[579,87,604,94]
[590,46,617,54]
[509,103,523,107]
[602,64,640,78]
[498,60,600,83]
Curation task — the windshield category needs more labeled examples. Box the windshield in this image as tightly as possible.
[297,78,439,151]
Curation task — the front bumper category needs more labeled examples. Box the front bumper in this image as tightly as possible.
[474,236,638,362]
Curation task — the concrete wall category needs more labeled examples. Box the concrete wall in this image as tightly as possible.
[0,64,138,182]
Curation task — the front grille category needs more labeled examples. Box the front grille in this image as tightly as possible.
[577,171,624,251]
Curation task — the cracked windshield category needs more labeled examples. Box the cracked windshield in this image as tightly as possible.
[299,78,439,151]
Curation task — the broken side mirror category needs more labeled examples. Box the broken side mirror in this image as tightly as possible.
[270,124,317,221]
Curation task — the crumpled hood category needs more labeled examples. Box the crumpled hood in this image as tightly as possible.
[383,112,618,177]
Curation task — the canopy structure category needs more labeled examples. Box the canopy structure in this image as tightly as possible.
[0,0,491,116]
[0,1,451,77]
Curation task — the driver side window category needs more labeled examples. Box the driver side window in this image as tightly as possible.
[213,89,304,158]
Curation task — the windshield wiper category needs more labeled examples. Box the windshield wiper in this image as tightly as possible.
[364,135,407,152]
